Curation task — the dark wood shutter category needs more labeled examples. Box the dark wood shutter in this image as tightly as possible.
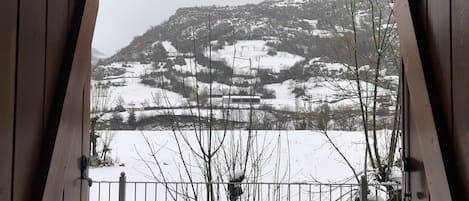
[0,0,98,200]
[396,0,469,200]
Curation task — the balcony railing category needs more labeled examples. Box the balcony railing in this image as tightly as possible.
[89,173,401,201]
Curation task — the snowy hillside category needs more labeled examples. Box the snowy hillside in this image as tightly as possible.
[92,0,399,130]
[92,48,106,65]
[210,40,304,75]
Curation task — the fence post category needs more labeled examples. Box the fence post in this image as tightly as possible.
[119,172,126,201]
[360,175,368,201]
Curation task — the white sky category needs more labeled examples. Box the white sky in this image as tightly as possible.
[92,0,265,57]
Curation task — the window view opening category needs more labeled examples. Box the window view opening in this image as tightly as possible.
[90,0,402,200]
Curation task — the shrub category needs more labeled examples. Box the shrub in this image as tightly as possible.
[267,48,278,56]
[175,56,187,65]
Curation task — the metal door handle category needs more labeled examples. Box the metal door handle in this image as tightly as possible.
[81,155,93,187]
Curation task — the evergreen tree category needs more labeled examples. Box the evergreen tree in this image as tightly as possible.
[128,111,137,130]
[109,112,124,129]
[151,42,168,68]
[316,101,331,131]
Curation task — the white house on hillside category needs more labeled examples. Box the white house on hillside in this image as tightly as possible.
[222,95,261,105]
[125,103,145,112]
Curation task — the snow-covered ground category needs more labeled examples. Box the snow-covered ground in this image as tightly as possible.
[97,68,392,115]
[210,40,305,75]
[95,40,396,115]
[178,76,251,95]
[89,130,401,201]
[101,107,272,123]
[110,78,186,107]
[173,58,209,74]
[97,76,187,109]
[162,41,178,57]
[94,62,188,109]
[263,77,393,111]
[273,0,308,8]
[89,130,393,182]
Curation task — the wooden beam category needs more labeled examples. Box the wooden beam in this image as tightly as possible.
[395,0,452,200]
[14,0,47,200]
[0,0,17,200]
[452,0,469,197]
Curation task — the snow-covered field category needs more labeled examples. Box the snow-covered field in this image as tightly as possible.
[108,77,187,107]
[89,130,400,201]
[173,58,209,74]
[90,130,401,183]
[90,130,364,182]
[263,77,393,111]
[210,40,304,75]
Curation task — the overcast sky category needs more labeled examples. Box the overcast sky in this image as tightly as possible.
[92,0,264,57]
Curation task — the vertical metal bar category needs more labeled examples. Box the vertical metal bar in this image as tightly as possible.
[119,172,126,201]
[276,184,279,201]
[145,183,147,201]
[268,184,271,201]
[298,184,301,201]
[288,184,291,201]
[309,184,312,201]
[134,183,137,201]
[175,183,178,201]
[252,183,255,201]
[319,184,322,201]
[185,183,189,201]
[108,183,111,201]
[258,183,261,201]
[360,176,368,201]
[350,185,352,201]
[340,185,342,201]
[155,183,157,201]
[375,185,378,201]
[195,183,198,201]
[260,183,262,201]
[98,182,101,201]
[247,183,250,201]
[165,183,168,201]
[250,183,253,201]
[329,185,332,201]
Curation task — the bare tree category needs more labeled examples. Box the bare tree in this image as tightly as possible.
[133,16,291,201]
[90,82,112,165]
[151,91,162,106]
[99,130,116,166]
[323,0,402,198]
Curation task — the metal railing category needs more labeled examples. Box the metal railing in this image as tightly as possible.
[89,173,401,201]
